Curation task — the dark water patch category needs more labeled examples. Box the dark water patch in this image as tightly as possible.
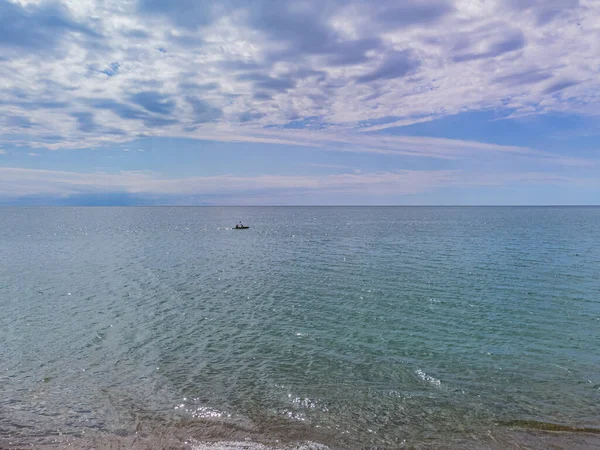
[500,420,600,434]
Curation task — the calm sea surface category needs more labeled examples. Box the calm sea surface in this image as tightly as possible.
[1,207,599,449]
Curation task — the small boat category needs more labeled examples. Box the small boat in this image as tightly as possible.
[233,225,249,229]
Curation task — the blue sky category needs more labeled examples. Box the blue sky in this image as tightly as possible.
[0,0,599,205]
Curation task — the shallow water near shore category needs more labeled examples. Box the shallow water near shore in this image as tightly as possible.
[1,206,599,449]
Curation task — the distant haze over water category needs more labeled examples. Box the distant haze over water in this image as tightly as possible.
[1,207,599,449]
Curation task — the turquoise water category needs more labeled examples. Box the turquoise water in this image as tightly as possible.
[1,207,599,449]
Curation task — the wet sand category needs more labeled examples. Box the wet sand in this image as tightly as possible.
[3,425,600,450]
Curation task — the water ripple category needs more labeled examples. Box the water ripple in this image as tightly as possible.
[1,206,599,449]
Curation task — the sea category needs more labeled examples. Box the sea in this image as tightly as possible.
[1,206,599,449]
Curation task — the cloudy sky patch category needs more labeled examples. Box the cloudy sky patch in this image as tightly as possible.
[0,0,598,204]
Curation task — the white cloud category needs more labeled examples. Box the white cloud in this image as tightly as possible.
[168,127,594,167]
[0,167,448,198]
[298,163,359,171]
[0,166,596,204]
[0,0,598,153]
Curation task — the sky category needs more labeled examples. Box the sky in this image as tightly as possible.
[0,0,599,205]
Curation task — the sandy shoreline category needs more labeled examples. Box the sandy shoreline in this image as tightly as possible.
[3,426,600,450]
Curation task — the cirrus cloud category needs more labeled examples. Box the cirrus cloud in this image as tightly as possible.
[1,166,597,206]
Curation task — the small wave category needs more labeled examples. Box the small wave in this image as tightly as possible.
[288,395,329,412]
[190,440,331,449]
[415,369,441,386]
[291,396,317,409]
[174,401,231,419]
[281,408,308,421]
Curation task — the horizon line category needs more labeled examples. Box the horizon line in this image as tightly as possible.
[2,205,599,208]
